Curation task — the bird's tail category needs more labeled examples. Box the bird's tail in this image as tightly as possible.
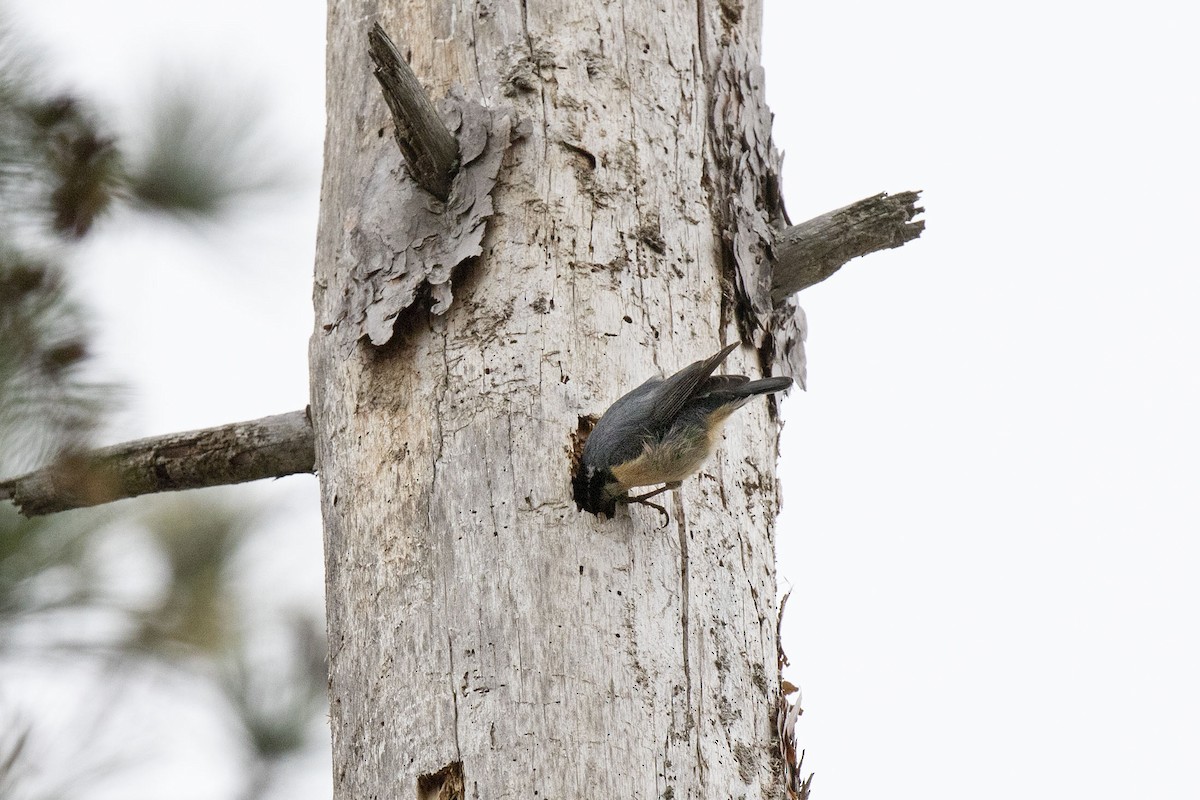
[704,375,792,400]
[732,376,792,397]
[696,376,792,416]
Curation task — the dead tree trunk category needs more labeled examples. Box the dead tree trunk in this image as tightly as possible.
[310,0,801,796]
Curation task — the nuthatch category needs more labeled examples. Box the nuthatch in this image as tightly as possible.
[573,342,791,518]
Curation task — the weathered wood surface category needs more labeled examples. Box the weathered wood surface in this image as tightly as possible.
[311,0,793,797]
[368,22,461,200]
[0,410,314,515]
[772,190,925,302]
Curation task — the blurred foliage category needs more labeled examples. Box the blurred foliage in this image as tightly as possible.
[222,610,329,800]
[1,492,329,799]
[3,15,295,239]
[1,9,325,800]
[0,502,98,630]
[1,15,113,474]
[127,80,297,221]
[1,23,117,242]
[0,702,127,800]
[224,615,327,758]
[0,712,34,799]
[128,498,254,656]
[35,98,121,239]
[0,250,111,477]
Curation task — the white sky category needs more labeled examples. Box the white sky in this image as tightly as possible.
[7,0,1199,798]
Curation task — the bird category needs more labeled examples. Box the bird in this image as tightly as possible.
[573,342,792,519]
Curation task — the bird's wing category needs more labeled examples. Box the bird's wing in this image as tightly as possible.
[697,375,750,395]
[647,342,739,430]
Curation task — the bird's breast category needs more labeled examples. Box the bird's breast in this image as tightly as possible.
[609,418,727,490]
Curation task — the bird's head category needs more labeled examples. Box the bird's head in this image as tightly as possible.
[573,463,620,517]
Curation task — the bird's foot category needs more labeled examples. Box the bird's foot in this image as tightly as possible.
[626,482,680,528]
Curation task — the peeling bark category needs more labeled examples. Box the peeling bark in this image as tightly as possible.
[334,96,515,348]
[701,18,807,385]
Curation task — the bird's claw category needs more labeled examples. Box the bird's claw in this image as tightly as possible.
[625,483,677,527]
[628,496,670,528]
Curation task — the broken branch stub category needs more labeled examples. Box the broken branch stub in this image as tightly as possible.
[770,191,925,303]
[368,22,460,200]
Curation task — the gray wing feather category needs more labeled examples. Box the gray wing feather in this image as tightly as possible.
[647,342,738,430]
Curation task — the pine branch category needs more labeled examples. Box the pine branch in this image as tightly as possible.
[0,410,314,516]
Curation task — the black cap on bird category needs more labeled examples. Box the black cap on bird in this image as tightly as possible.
[573,342,792,518]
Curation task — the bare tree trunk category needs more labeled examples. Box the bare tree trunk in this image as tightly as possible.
[310,0,792,796]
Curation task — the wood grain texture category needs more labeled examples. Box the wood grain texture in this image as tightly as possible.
[311,1,792,796]
[0,410,314,515]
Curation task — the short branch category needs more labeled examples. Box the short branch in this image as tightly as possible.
[368,22,460,200]
[771,191,924,303]
[0,410,315,516]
